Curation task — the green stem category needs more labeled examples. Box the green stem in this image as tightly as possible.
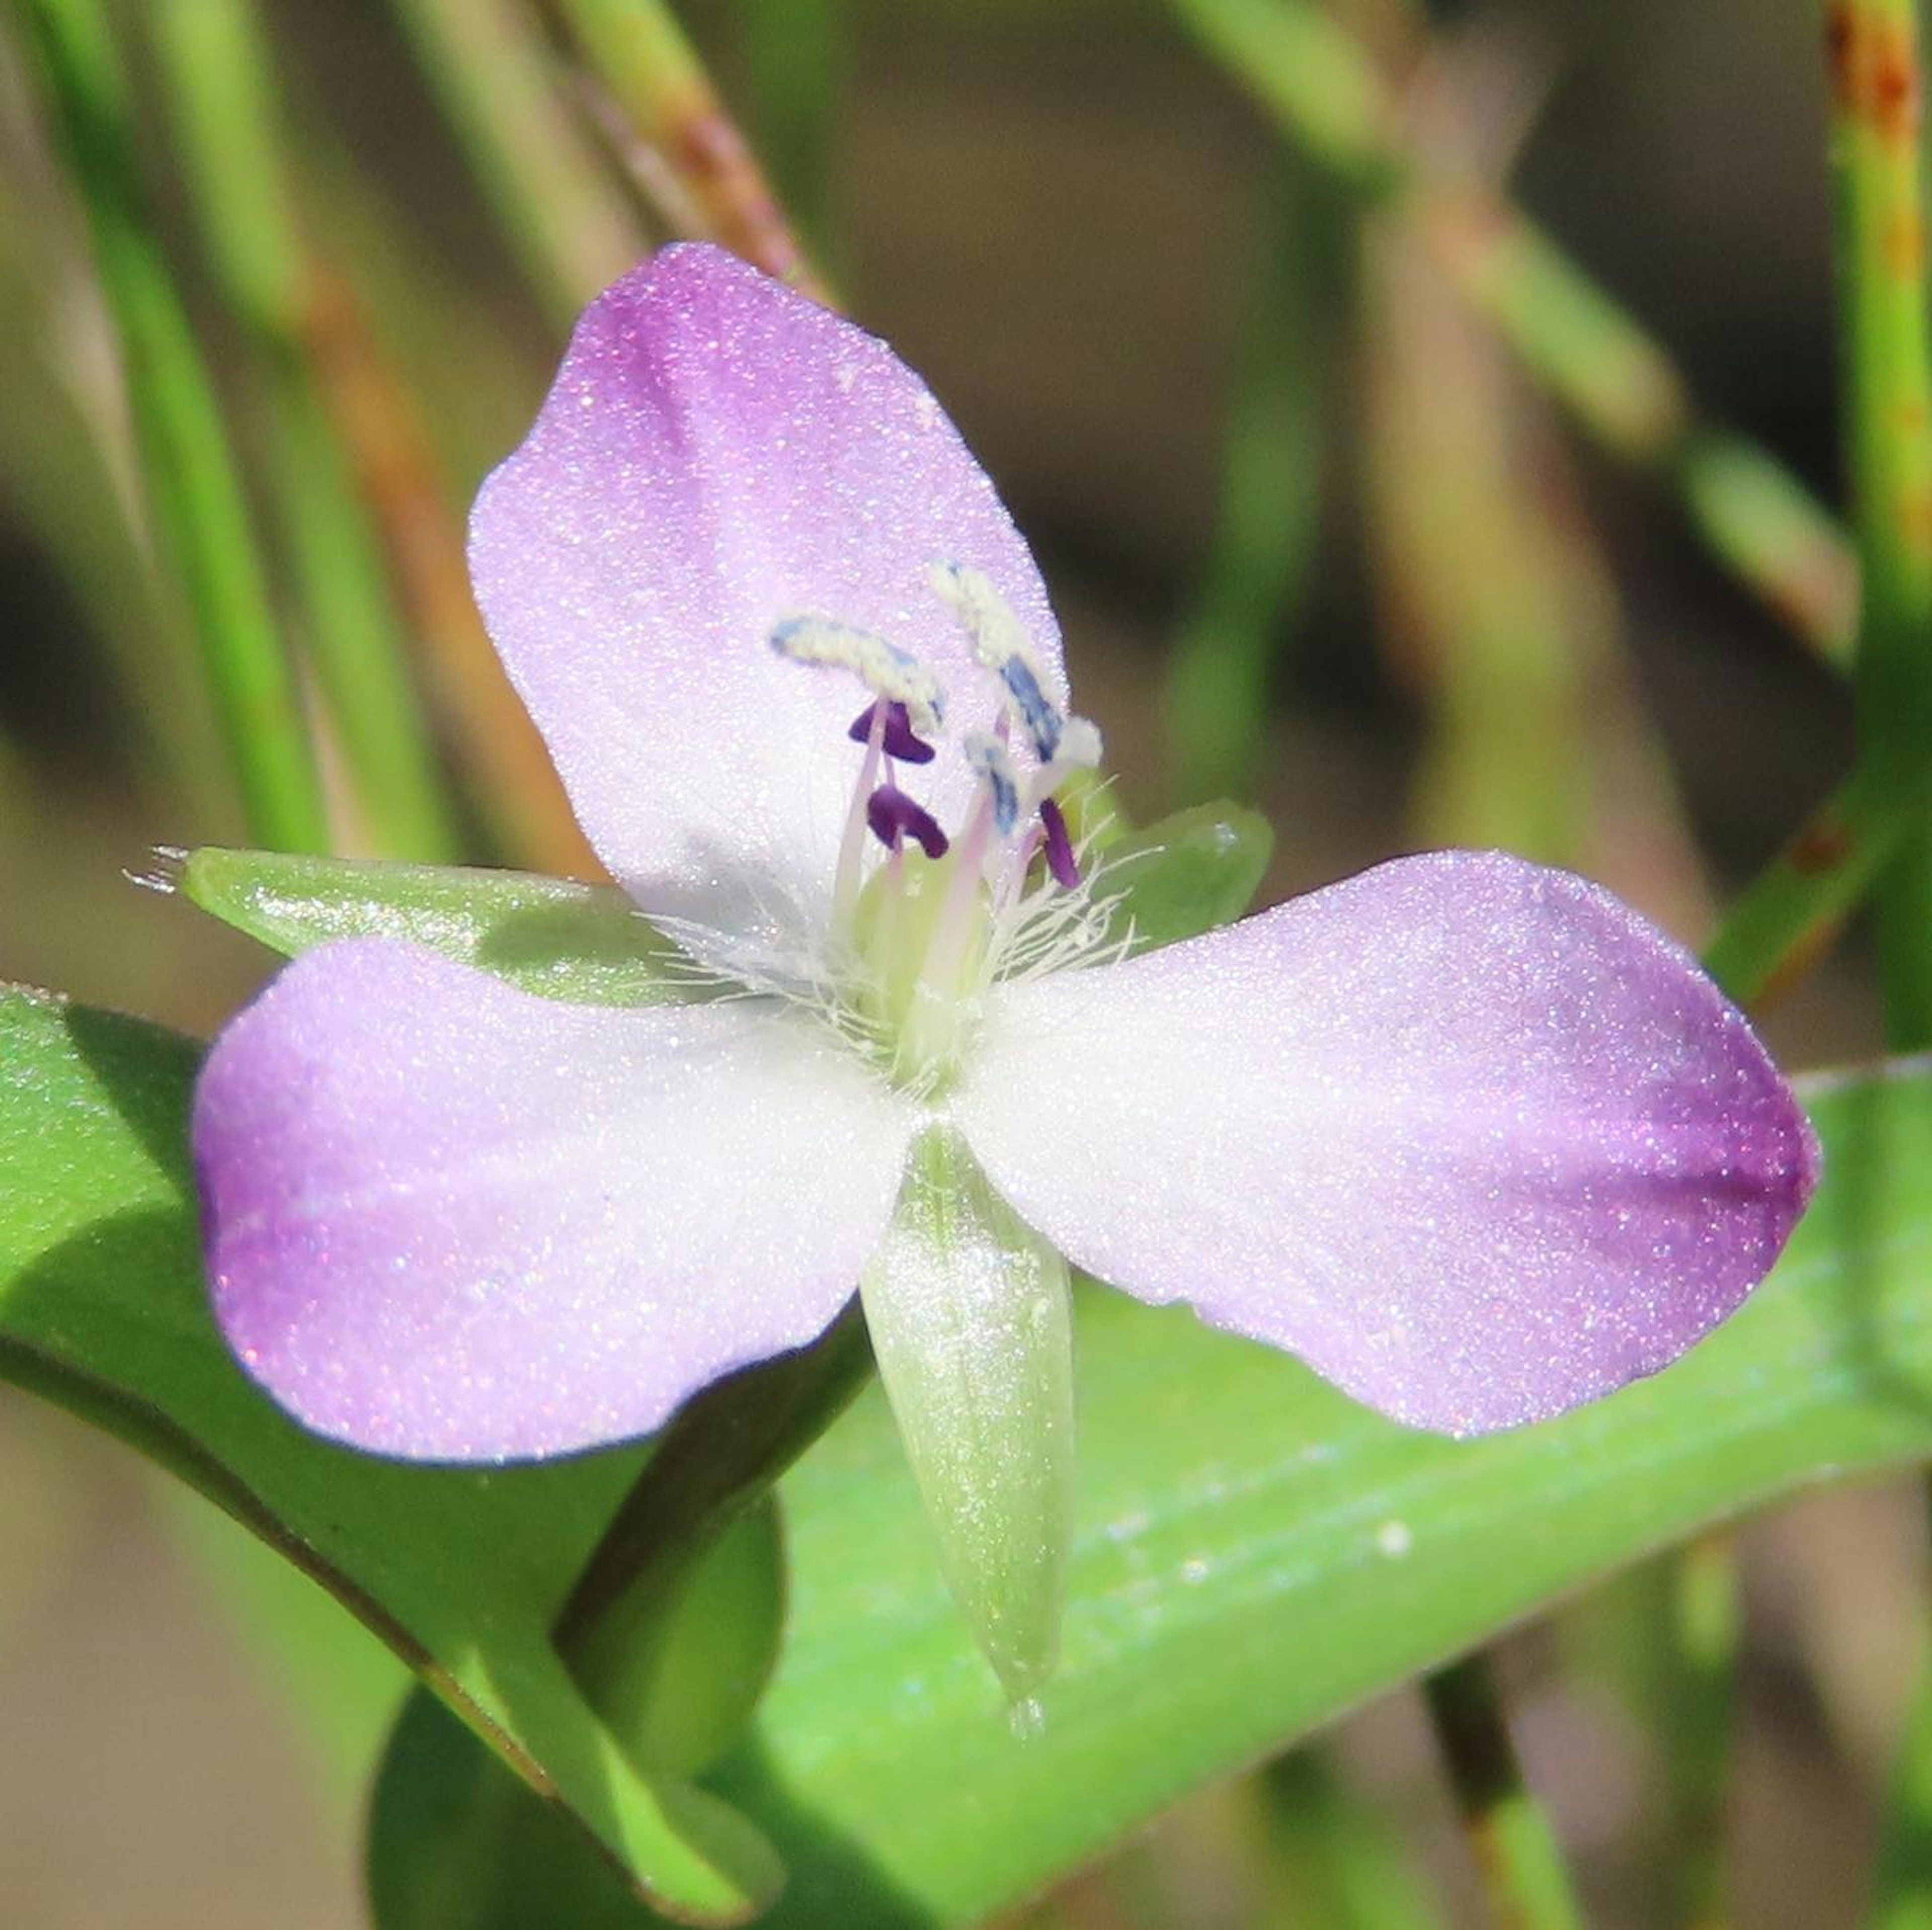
[151,0,461,861]
[1423,1654,1587,1930]
[546,0,829,298]
[1875,1651,1932,1930]
[1164,160,1326,803]
[1829,0,1932,1045]
[1167,0,1859,665]
[1258,1746,1445,1929]
[1701,752,1925,1006]
[1662,1536,1741,1930]
[19,0,328,852]
[391,0,642,327]
[1827,10,1932,1930]
[735,0,847,263]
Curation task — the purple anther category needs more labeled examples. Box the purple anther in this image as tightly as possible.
[1039,795,1080,888]
[848,700,936,764]
[868,784,950,859]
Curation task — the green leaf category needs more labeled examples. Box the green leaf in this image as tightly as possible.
[9,981,1932,1925]
[371,1500,786,1930]
[177,847,697,1005]
[1097,801,1275,953]
[0,986,778,1923]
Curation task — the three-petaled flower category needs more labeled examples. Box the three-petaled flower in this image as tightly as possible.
[193,244,1818,1699]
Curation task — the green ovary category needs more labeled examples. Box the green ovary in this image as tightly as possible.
[850,847,991,1088]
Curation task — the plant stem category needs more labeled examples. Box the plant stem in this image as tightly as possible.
[19,0,328,852]
[1828,0,1932,1045]
[152,0,461,861]
[391,0,642,327]
[1258,1745,1445,1928]
[1824,8,1932,1929]
[294,253,601,875]
[1423,1653,1587,1930]
[1701,751,1928,1006]
[1663,1535,1742,1930]
[546,0,828,297]
[1164,160,1327,803]
[1168,0,1859,666]
[734,0,847,262]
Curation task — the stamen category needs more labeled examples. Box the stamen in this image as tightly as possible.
[1038,796,1080,888]
[832,689,891,932]
[868,785,950,860]
[965,733,1022,835]
[928,561,1041,675]
[1053,716,1102,771]
[849,699,937,765]
[999,657,1064,761]
[772,616,946,735]
[930,561,1069,758]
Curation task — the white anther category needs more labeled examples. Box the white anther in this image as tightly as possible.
[964,731,1022,835]
[1022,716,1105,817]
[1055,716,1102,771]
[771,615,945,734]
[929,561,1053,683]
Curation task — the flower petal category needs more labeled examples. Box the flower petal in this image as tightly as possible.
[194,939,915,1459]
[954,851,1818,1436]
[468,244,1063,951]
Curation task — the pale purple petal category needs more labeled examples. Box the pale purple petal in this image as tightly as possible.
[468,243,1063,951]
[954,851,1817,1436]
[194,940,916,1460]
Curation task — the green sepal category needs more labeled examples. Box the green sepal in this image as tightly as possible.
[859,1124,1076,1706]
[177,846,699,1005]
[1092,801,1275,954]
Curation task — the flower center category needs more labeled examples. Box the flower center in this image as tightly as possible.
[770,565,1106,1090]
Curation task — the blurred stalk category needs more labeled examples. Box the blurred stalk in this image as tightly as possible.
[1163,161,1327,803]
[1423,1654,1586,1930]
[1702,750,1932,1005]
[545,0,828,297]
[1360,76,1710,1917]
[18,0,328,852]
[1828,7,1932,1929]
[1664,1536,1742,1930]
[1168,0,1860,667]
[152,0,461,861]
[1827,0,1932,1045]
[391,0,642,328]
[299,147,601,877]
[1363,206,1586,866]
[734,0,846,263]
[0,25,230,820]
[1255,1746,1445,1929]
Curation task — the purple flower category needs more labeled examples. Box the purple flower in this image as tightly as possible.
[193,246,1815,1686]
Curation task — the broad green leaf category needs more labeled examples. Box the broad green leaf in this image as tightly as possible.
[11,980,1932,1925]
[178,847,695,1004]
[370,1501,785,1930]
[0,986,778,1923]
[157,1479,410,1816]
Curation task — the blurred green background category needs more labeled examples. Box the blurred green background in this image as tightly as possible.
[0,1,1897,1924]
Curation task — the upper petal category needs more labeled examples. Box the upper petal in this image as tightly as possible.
[954,851,1817,1436]
[468,243,1064,951]
[194,939,916,1460]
